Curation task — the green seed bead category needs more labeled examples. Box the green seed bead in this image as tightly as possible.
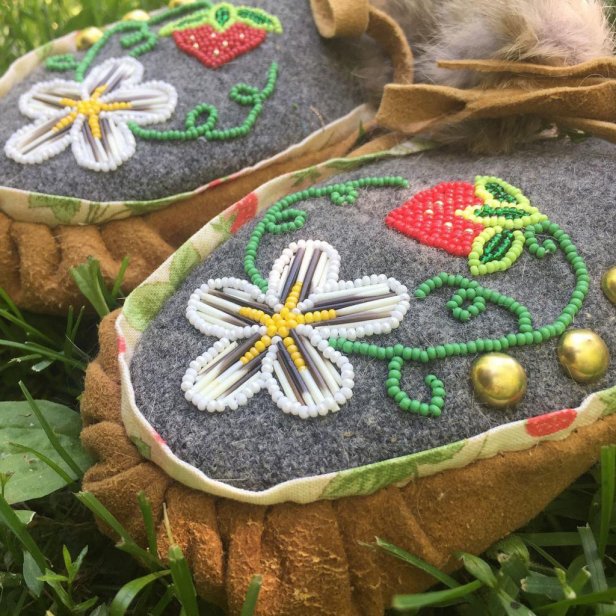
[400,398,412,412]
[387,386,401,398]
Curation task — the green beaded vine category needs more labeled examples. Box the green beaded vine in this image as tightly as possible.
[128,62,277,142]
[46,1,213,82]
[241,182,590,419]
[243,177,410,292]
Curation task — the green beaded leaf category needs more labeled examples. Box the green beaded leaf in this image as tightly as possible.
[480,229,515,263]
[159,9,211,35]
[484,180,519,204]
[214,4,233,28]
[468,228,526,276]
[236,7,283,33]
[321,440,466,499]
[476,176,527,207]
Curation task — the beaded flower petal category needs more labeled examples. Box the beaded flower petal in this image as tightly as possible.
[5,57,177,172]
[182,239,411,419]
[386,176,549,276]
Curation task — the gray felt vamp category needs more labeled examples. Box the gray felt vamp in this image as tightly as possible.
[130,138,616,491]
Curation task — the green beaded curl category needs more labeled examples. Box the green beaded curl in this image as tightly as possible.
[243,177,410,292]
[328,218,589,416]
[45,0,213,81]
[129,62,278,143]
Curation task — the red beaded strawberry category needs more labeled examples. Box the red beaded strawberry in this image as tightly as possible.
[386,180,484,257]
[386,176,550,276]
[159,3,282,69]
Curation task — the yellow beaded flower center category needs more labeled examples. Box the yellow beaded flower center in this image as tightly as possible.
[238,282,336,369]
[52,85,132,139]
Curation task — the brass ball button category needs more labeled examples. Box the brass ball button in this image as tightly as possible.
[470,353,527,409]
[122,9,150,21]
[557,329,610,384]
[601,266,616,305]
[76,27,104,50]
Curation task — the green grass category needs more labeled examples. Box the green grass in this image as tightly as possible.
[0,1,615,614]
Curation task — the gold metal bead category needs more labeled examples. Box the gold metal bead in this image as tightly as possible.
[168,0,196,7]
[557,329,610,384]
[601,266,616,305]
[122,9,150,21]
[76,27,104,50]
[470,353,527,409]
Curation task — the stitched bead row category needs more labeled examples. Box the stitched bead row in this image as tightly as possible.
[244,177,409,292]
[328,219,589,414]
[47,1,213,80]
[128,62,278,142]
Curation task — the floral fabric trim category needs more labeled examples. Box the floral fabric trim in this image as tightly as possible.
[115,141,615,505]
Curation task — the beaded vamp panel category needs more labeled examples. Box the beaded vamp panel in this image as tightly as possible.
[5,2,282,172]
[0,0,366,206]
[180,176,589,419]
[124,143,616,496]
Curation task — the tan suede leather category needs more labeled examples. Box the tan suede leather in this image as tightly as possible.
[80,311,616,615]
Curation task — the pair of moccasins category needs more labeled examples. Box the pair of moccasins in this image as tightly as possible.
[1,1,615,613]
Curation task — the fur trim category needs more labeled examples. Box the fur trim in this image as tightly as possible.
[364,0,614,151]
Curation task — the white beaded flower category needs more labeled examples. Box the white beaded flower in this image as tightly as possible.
[182,239,411,419]
[5,57,177,172]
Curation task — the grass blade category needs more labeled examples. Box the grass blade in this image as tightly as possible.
[75,492,161,570]
[150,585,176,616]
[10,442,77,484]
[22,550,44,597]
[18,382,84,477]
[168,544,199,616]
[109,570,171,616]
[111,256,130,301]
[0,493,46,571]
[578,525,610,616]
[69,258,111,318]
[137,491,158,558]
[240,574,263,616]
[392,579,483,610]
[598,445,615,559]
[518,533,616,547]
[375,538,460,588]
[536,588,616,613]
[1,340,85,370]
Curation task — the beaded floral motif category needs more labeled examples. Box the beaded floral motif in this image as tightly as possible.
[386,176,552,276]
[160,2,282,69]
[182,240,410,418]
[5,57,177,172]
